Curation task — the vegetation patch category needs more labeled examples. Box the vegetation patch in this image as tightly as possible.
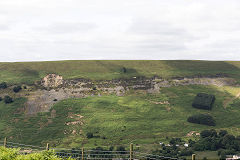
[192,93,215,110]
[13,86,22,93]
[4,96,13,104]
[153,129,240,160]
[0,85,239,151]
[0,82,7,89]
[187,114,216,126]
[0,147,74,160]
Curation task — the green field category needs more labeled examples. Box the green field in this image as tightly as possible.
[1,60,240,84]
[1,60,240,159]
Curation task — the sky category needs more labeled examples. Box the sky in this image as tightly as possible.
[1,0,240,61]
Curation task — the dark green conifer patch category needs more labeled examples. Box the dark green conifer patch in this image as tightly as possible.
[187,114,216,126]
[192,93,215,110]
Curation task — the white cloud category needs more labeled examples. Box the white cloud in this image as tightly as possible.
[36,22,97,34]
[0,0,240,61]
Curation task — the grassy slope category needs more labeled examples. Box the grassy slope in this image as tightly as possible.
[1,60,240,84]
[1,85,240,153]
[1,60,240,159]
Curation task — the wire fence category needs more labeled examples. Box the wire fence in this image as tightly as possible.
[0,139,184,160]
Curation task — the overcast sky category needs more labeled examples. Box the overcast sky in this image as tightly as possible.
[1,0,240,61]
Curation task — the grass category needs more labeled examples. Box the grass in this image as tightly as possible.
[1,60,240,84]
[1,84,240,154]
[185,151,218,160]
[1,60,240,159]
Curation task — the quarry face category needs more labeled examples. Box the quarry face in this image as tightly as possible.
[23,74,236,115]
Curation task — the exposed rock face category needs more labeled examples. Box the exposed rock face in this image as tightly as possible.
[41,74,63,88]
[24,75,237,115]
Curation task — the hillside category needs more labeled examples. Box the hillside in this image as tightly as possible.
[1,60,240,84]
[1,60,240,155]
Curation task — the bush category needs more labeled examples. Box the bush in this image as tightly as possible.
[0,97,2,101]
[0,82,7,89]
[4,96,13,104]
[179,149,193,156]
[187,114,216,126]
[116,146,126,154]
[0,146,74,160]
[122,67,127,73]
[192,93,215,110]
[86,132,93,138]
[13,86,22,93]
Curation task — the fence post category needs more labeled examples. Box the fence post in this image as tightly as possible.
[3,137,7,148]
[130,143,133,160]
[192,154,196,160]
[81,147,84,160]
[46,143,49,151]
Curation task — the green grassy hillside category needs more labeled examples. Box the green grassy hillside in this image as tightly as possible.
[1,60,240,158]
[1,85,240,151]
[1,60,240,84]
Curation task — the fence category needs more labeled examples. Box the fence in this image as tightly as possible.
[0,138,192,160]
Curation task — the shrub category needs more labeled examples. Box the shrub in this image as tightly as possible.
[180,149,193,156]
[0,146,74,160]
[192,93,215,110]
[13,86,22,93]
[187,114,216,126]
[116,146,126,154]
[0,82,7,89]
[4,96,13,104]
[122,67,127,73]
[0,97,2,101]
[86,132,93,138]
[109,146,114,151]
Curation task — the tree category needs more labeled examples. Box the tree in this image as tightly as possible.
[192,93,215,110]
[116,146,126,154]
[187,114,216,126]
[4,96,13,104]
[219,130,228,137]
[0,82,7,89]
[200,129,217,138]
[86,132,93,138]
[13,86,22,93]
[222,134,235,148]
[122,67,127,73]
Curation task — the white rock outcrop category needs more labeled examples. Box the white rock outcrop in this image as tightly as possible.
[41,74,63,88]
